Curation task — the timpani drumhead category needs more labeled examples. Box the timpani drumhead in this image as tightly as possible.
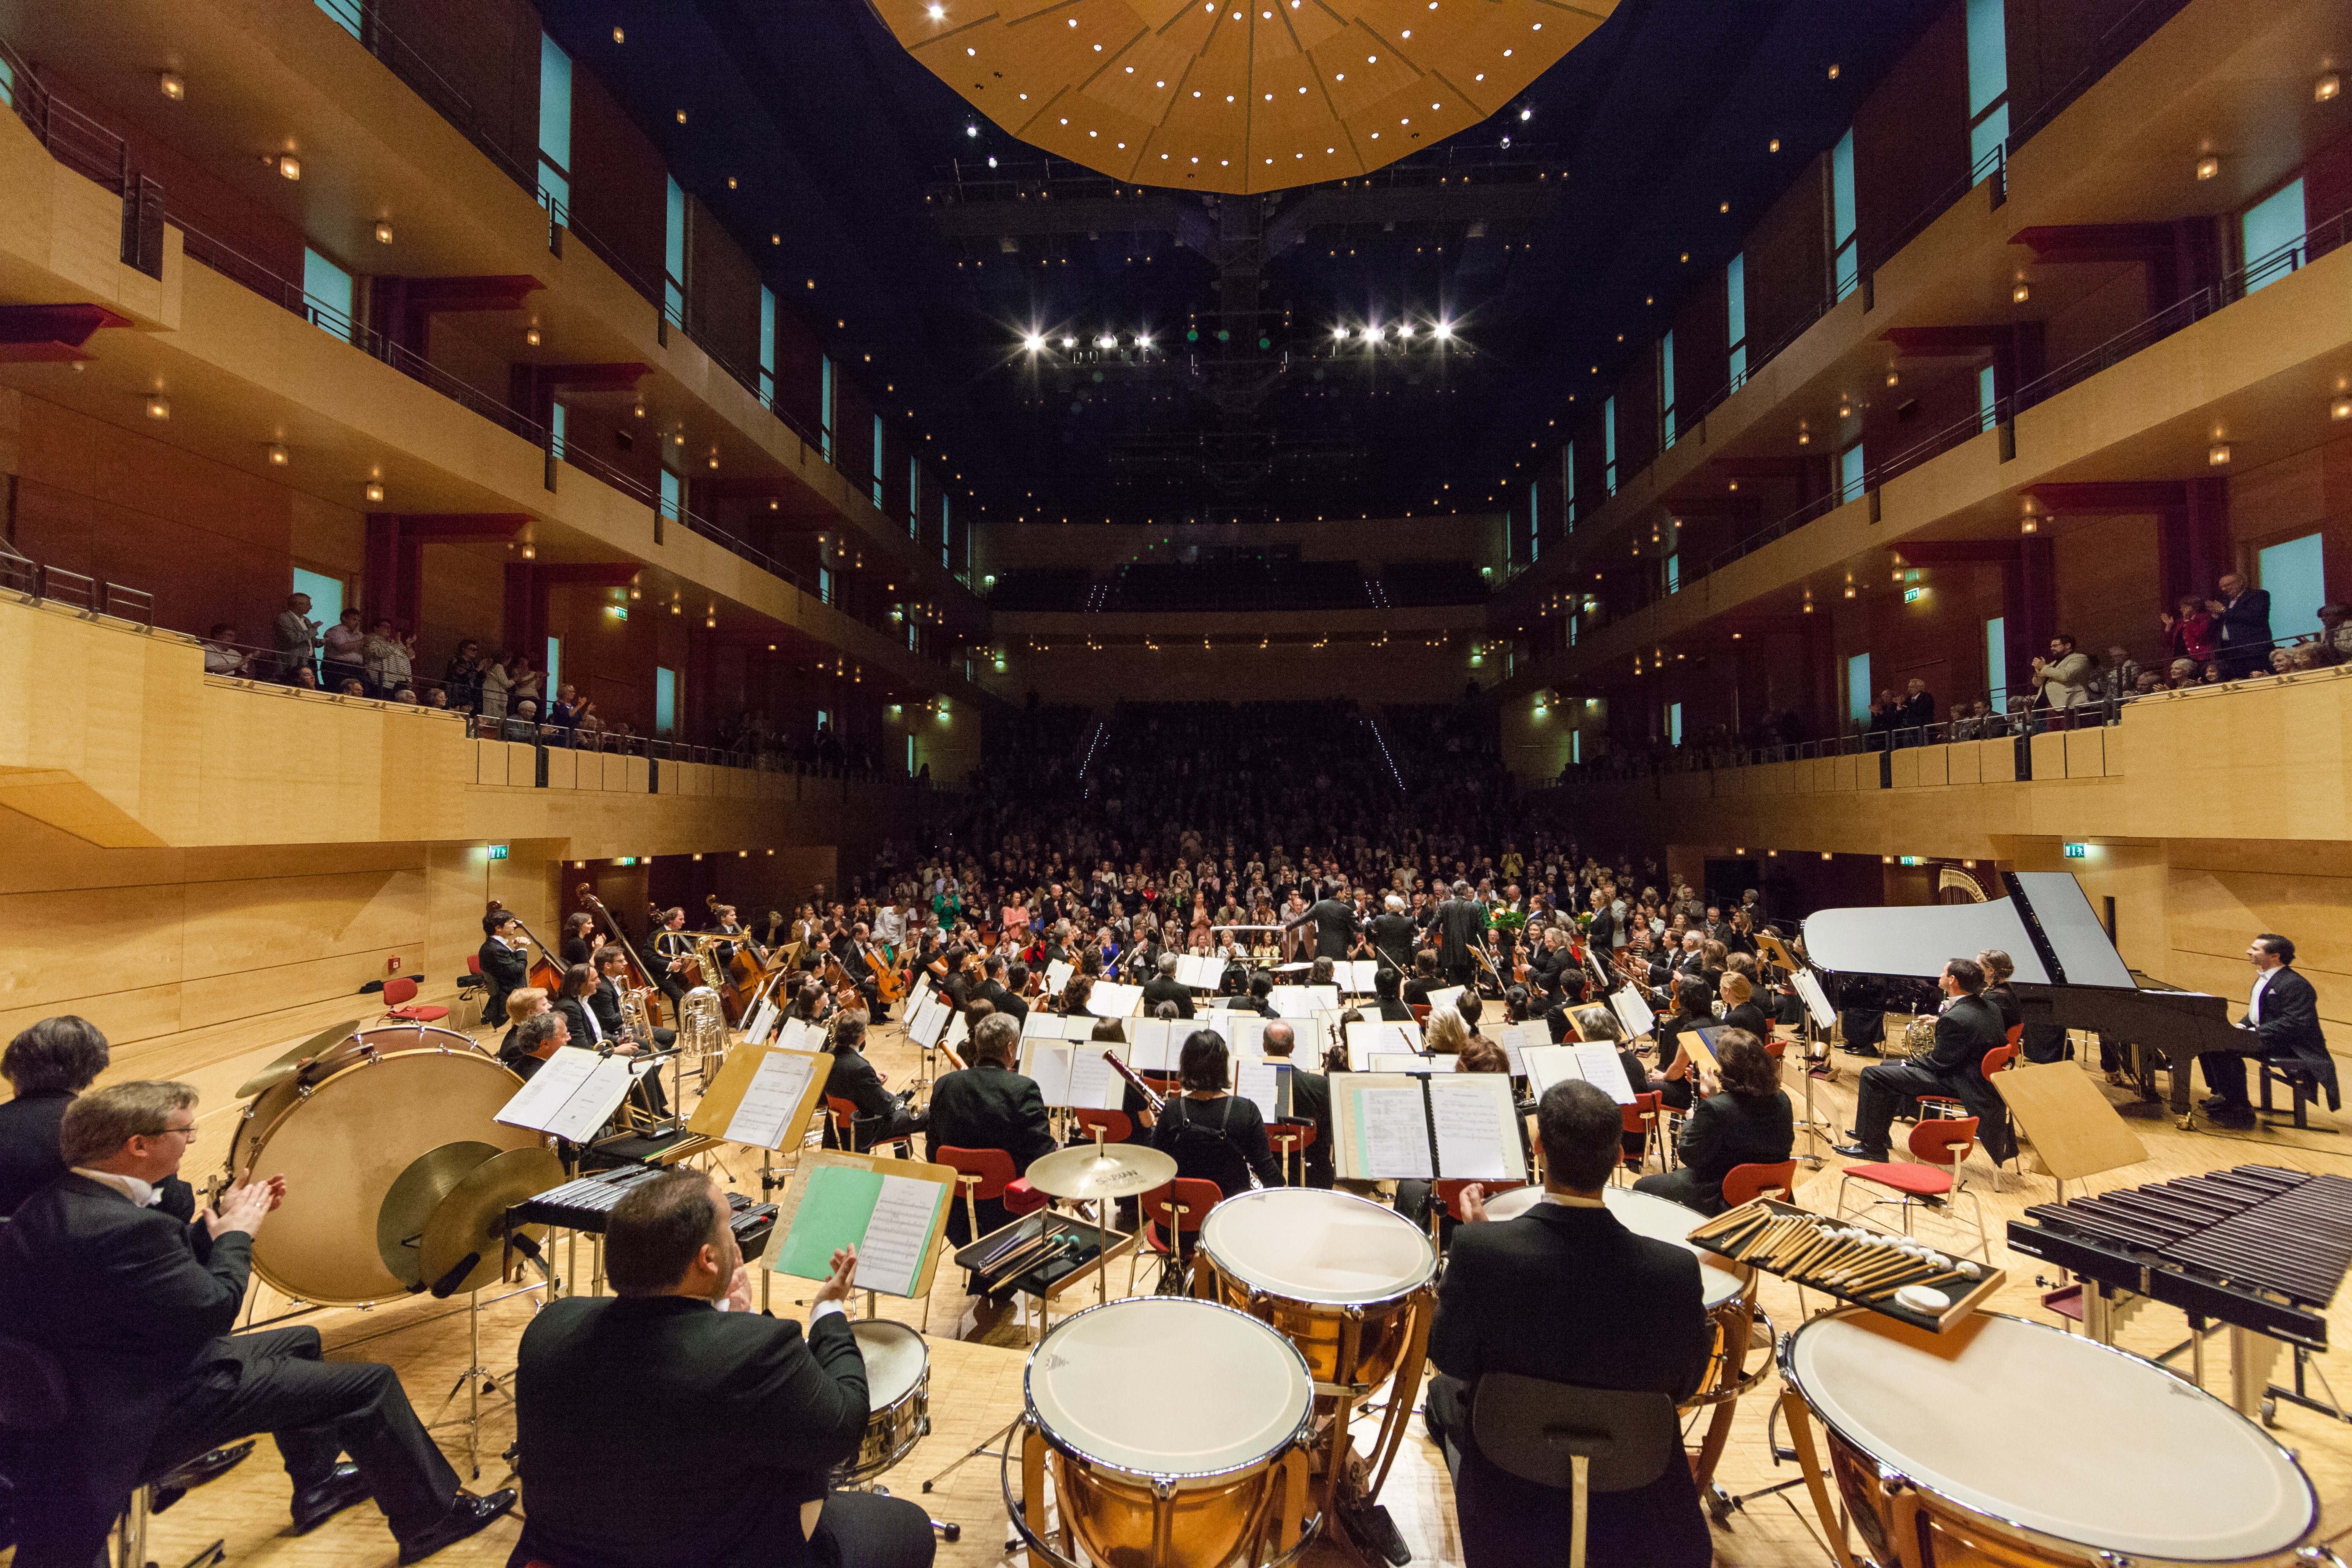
[1482,1184,1546,1221]
[854,1320,928,1410]
[1785,1309,2316,1561]
[1028,1299,1313,1481]
[1197,1187,1436,1307]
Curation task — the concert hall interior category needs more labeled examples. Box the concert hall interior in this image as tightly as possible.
[6,0,2352,1565]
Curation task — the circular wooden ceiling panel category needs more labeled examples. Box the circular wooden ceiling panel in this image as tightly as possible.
[877,0,1619,194]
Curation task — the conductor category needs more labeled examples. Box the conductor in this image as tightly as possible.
[1431,881,1487,986]
[1283,874,1362,961]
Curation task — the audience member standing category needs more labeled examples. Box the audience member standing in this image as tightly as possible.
[2029,634,2094,728]
[320,607,367,694]
[272,594,320,683]
[2208,571,2273,678]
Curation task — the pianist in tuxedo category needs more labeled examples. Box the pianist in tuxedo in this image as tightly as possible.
[1425,1081,1713,1568]
[1,1016,193,1220]
[1834,958,2012,1161]
[926,1014,1056,1245]
[2200,934,2331,1129]
[511,1169,935,1568]
[0,1083,511,1567]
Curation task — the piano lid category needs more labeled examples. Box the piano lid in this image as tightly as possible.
[1800,871,2135,990]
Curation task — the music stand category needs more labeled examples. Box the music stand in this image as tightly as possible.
[1991,1062,2149,1203]
[689,1044,833,1308]
[767,1149,958,1319]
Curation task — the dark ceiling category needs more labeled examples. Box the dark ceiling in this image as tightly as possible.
[544,0,1941,529]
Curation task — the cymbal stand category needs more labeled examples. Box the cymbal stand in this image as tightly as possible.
[426,1273,544,1479]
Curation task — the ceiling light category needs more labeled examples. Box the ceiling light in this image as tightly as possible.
[1768,137,1779,152]
[2208,441,2232,466]
[612,25,624,41]
[525,327,541,346]
[676,109,687,123]
[158,72,184,101]
[928,3,944,15]
[2320,73,2342,102]
[364,480,385,503]
[144,394,169,420]
[276,154,301,180]
[1433,321,1452,340]
[2332,395,2352,421]
[265,443,289,467]
[2012,282,2031,303]
[374,221,394,244]
[1061,335,1075,348]
[965,124,977,135]
[2195,155,2218,180]
[1023,335,1045,352]
[1519,107,1532,121]
[1826,63,1839,78]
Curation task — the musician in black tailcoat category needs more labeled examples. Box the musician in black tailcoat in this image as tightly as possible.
[926,1014,1057,1245]
[479,911,531,1027]
[1369,893,1419,977]
[1283,875,1361,961]
[1,1018,195,1221]
[2200,934,2331,1129]
[1432,881,1487,986]
[821,1017,924,1150]
[1259,1021,1333,1188]
[1835,957,2011,1161]
[589,946,677,1048]
[1140,951,1197,1019]
[511,1170,934,1568]
[1426,1081,1713,1568]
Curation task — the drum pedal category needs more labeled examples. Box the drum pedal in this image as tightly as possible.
[1339,1498,1412,1566]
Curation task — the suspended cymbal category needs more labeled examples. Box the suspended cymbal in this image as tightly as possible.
[1024,1142,1177,1202]
[419,1146,565,1299]
[235,1020,364,1099]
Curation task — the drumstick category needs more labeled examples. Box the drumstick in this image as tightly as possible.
[1856,1266,1946,1300]
[1702,1207,1774,1254]
[1785,1230,1847,1278]
[1728,1217,1792,1263]
[1842,1254,1933,1292]
[1691,1201,1770,1242]
[1803,1240,1875,1284]
[1775,1221,1831,1271]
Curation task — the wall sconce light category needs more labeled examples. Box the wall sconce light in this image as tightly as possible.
[265,443,289,466]
[2208,441,2233,466]
[2320,73,2342,102]
[277,153,302,181]
[374,221,394,244]
[364,480,385,503]
[2021,516,2039,533]
[2195,155,2219,181]
[519,543,536,560]
[144,394,170,420]
[524,327,541,346]
[632,401,645,419]
[2012,282,2031,303]
[158,72,185,101]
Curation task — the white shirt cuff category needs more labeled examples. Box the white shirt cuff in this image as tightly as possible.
[810,1299,848,1324]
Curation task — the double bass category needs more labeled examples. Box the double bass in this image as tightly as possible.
[702,895,770,1024]
[577,883,671,1028]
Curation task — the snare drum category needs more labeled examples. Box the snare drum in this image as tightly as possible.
[1783,1308,2318,1567]
[1016,1298,1315,1568]
[1192,1188,1436,1392]
[837,1320,930,1485]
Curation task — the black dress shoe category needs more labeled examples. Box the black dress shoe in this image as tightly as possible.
[1831,1143,1888,1161]
[152,1440,255,1513]
[2198,1094,2233,1110]
[397,1489,517,1564]
[291,1464,374,1534]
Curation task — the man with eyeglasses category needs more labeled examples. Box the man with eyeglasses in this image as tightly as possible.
[0,1081,514,1566]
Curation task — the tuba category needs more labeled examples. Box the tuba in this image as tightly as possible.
[691,936,728,991]
[681,985,727,1078]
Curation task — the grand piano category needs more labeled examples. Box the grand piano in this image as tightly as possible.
[1800,872,2243,1126]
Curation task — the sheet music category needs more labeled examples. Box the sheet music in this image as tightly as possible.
[1610,985,1656,1039]
[906,998,946,1049]
[1088,981,1144,1017]
[1269,985,1316,1019]
[1308,984,1341,1012]
[1357,1085,1435,1179]
[943,1010,969,1057]
[1571,1044,1638,1105]
[1025,1042,1076,1105]
[1234,1058,1288,1122]
[1498,1021,1545,1078]
[1372,1053,1455,1073]
[1427,985,1466,1013]
[1023,1009,1062,1040]
[1130,1018,1178,1073]
[741,999,778,1047]
[1429,1080,1507,1179]
[858,1174,946,1298]
[780,1018,826,1053]
[497,1047,638,1142]
[1045,959,1074,995]
[1339,960,1379,994]
[1068,1044,1122,1110]
[1229,1015,1268,1054]
[1175,954,1221,989]
[1345,1021,1384,1072]
[1386,1017,1425,1050]
[724,1050,817,1149]
[1063,1014,1104,1042]
[1792,968,1837,1028]
[495,1046,602,1132]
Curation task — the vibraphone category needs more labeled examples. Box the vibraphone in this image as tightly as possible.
[511,1167,781,1296]
[2006,1165,2352,1419]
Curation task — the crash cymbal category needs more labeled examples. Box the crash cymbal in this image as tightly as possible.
[235,1020,364,1099]
[1024,1142,1178,1202]
[376,1141,502,1290]
[419,1146,565,1298]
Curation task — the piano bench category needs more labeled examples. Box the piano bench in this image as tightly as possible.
[2257,1064,2337,1135]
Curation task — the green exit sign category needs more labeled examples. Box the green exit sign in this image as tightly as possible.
[486,844,508,860]
[2063,843,2088,858]
[1903,586,1924,604]
[1899,856,1921,866]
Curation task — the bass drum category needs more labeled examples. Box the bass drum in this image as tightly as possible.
[227,1029,541,1305]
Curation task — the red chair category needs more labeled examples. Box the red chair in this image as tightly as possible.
[1131,1177,1221,1295]
[824,1094,911,1155]
[380,976,448,1026]
[1720,1161,1798,1209]
[1614,1091,1663,1182]
[1266,1123,1318,1187]
[1410,1003,1432,1025]
[934,1146,1049,1243]
[1834,1118,1988,1260]
[1071,1108,1135,1145]
[1915,1043,2024,1184]
[1434,1177,1526,1235]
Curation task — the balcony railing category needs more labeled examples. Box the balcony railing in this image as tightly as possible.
[0,537,154,627]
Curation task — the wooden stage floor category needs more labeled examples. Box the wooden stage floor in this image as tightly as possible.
[82,1000,2352,1568]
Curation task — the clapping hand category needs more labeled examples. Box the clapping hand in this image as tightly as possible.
[207,1175,284,1238]
[1455,1184,1491,1223]
[812,1245,860,1308]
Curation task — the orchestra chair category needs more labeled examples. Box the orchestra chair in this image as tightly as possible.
[1468,1373,1681,1568]
[458,953,489,1006]
[823,1095,914,1157]
[1435,1179,1526,1242]
[1718,1161,1798,1209]
[935,1145,1050,1333]
[1833,1118,1989,1261]
[1070,1107,1135,1145]
[1411,1004,1432,1026]
[0,1331,230,1568]
[1130,1178,1220,1295]
[1266,1122,1318,1189]
[1612,1092,1664,1185]
[1916,1043,2024,1186]
[379,975,449,1026]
